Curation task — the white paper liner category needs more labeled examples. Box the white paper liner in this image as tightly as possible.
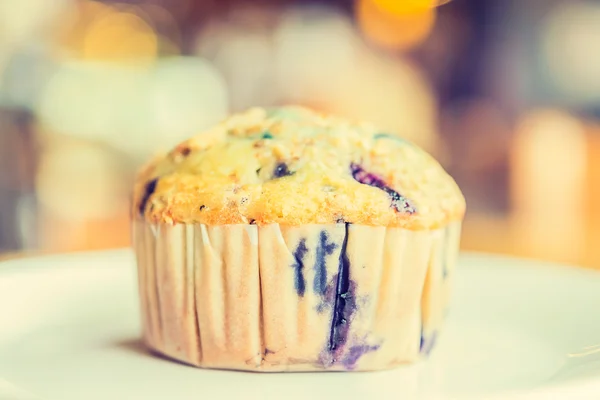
[132,220,462,372]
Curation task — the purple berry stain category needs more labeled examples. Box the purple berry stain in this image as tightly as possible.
[313,231,337,295]
[273,162,294,179]
[264,348,275,356]
[350,163,416,214]
[291,239,308,296]
[342,344,380,370]
[316,276,337,314]
[138,177,158,216]
[316,225,360,367]
[329,224,353,352]
[180,146,191,156]
[317,224,381,369]
[420,325,438,356]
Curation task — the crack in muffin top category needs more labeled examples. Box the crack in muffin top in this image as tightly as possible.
[133,106,465,229]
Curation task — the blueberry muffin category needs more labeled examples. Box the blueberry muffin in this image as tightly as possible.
[132,106,465,371]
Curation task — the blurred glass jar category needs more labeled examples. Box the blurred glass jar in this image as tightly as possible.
[0,107,39,252]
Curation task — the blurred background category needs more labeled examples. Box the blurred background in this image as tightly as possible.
[0,0,599,268]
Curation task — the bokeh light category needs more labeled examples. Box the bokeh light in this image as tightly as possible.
[273,6,360,102]
[542,1,600,104]
[370,0,449,15]
[357,0,437,51]
[37,57,228,156]
[82,9,158,61]
[36,139,127,220]
[0,0,72,46]
[511,109,587,263]
[195,6,277,110]
[55,1,160,62]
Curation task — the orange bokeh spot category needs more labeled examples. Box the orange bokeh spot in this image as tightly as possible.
[357,0,437,51]
[371,0,446,15]
[53,0,159,62]
[82,10,158,61]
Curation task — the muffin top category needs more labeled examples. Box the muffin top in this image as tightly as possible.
[133,106,465,230]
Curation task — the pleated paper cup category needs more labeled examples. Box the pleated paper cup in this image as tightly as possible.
[132,220,461,372]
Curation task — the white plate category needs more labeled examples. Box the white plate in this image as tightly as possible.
[1,251,600,400]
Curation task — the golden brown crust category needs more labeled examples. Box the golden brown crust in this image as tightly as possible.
[133,106,465,230]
